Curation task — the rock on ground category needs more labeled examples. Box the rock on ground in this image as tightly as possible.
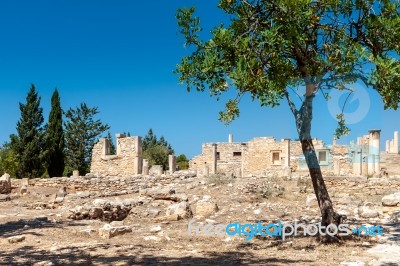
[382,192,400,206]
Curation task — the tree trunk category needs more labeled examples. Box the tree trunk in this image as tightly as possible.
[294,89,344,241]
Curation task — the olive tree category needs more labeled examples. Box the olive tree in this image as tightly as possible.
[175,0,400,241]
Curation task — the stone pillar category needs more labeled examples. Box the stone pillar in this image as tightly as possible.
[169,155,176,174]
[72,170,79,178]
[241,143,246,177]
[115,133,126,156]
[358,149,363,175]
[368,155,375,175]
[142,159,149,175]
[228,134,233,143]
[203,164,209,177]
[211,144,217,174]
[394,131,399,154]
[374,154,380,174]
[390,140,394,153]
[386,140,390,153]
[333,136,337,146]
[283,139,290,168]
[103,138,110,155]
[368,130,381,175]
[134,136,142,175]
[362,155,368,176]
[352,148,361,176]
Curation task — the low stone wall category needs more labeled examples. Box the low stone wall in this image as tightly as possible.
[324,176,400,196]
[10,171,197,197]
[9,174,400,199]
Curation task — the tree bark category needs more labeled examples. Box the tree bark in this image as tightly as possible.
[287,84,345,241]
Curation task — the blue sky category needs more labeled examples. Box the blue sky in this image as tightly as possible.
[0,0,399,158]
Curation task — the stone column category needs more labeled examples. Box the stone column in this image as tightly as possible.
[142,159,149,175]
[228,134,233,143]
[362,155,368,176]
[115,133,126,156]
[283,139,290,168]
[134,136,142,175]
[368,130,381,175]
[394,131,399,154]
[103,138,110,155]
[353,148,362,176]
[203,164,209,177]
[374,154,380,174]
[211,144,217,174]
[358,149,363,176]
[241,143,246,177]
[390,140,394,153]
[386,140,390,153]
[169,155,176,174]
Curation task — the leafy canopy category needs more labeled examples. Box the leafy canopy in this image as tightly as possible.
[142,129,174,169]
[176,0,400,136]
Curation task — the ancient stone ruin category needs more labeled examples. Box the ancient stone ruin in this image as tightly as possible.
[90,133,177,177]
[90,134,143,177]
[190,130,400,178]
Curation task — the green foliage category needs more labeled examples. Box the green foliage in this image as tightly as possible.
[10,84,45,178]
[176,154,189,170]
[143,145,170,170]
[64,103,109,175]
[0,142,19,177]
[176,1,400,137]
[45,89,65,177]
[142,129,174,169]
[106,132,116,155]
[142,128,157,151]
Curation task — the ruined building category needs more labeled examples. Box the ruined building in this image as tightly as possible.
[90,134,177,177]
[190,131,400,177]
[90,134,143,177]
[89,131,400,178]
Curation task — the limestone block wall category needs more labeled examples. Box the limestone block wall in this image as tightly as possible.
[190,142,245,176]
[90,135,142,177]
[289,141,303,171]
[189,144,215,175]
[331,145,352,176]
[381,153,400,175]
[242,137,289,177]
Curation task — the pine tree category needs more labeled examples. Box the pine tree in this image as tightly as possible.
[64,103,109,175]
[45,89,65,177]
[142,129,157,150]
[10,84,45,178]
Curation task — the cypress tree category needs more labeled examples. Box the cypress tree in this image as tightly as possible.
[11,84,45,178]
[46,89,65,177]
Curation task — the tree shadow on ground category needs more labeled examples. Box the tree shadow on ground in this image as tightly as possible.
[0,244,314,266]
[386,221,400,242]
[0,217,86,237]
